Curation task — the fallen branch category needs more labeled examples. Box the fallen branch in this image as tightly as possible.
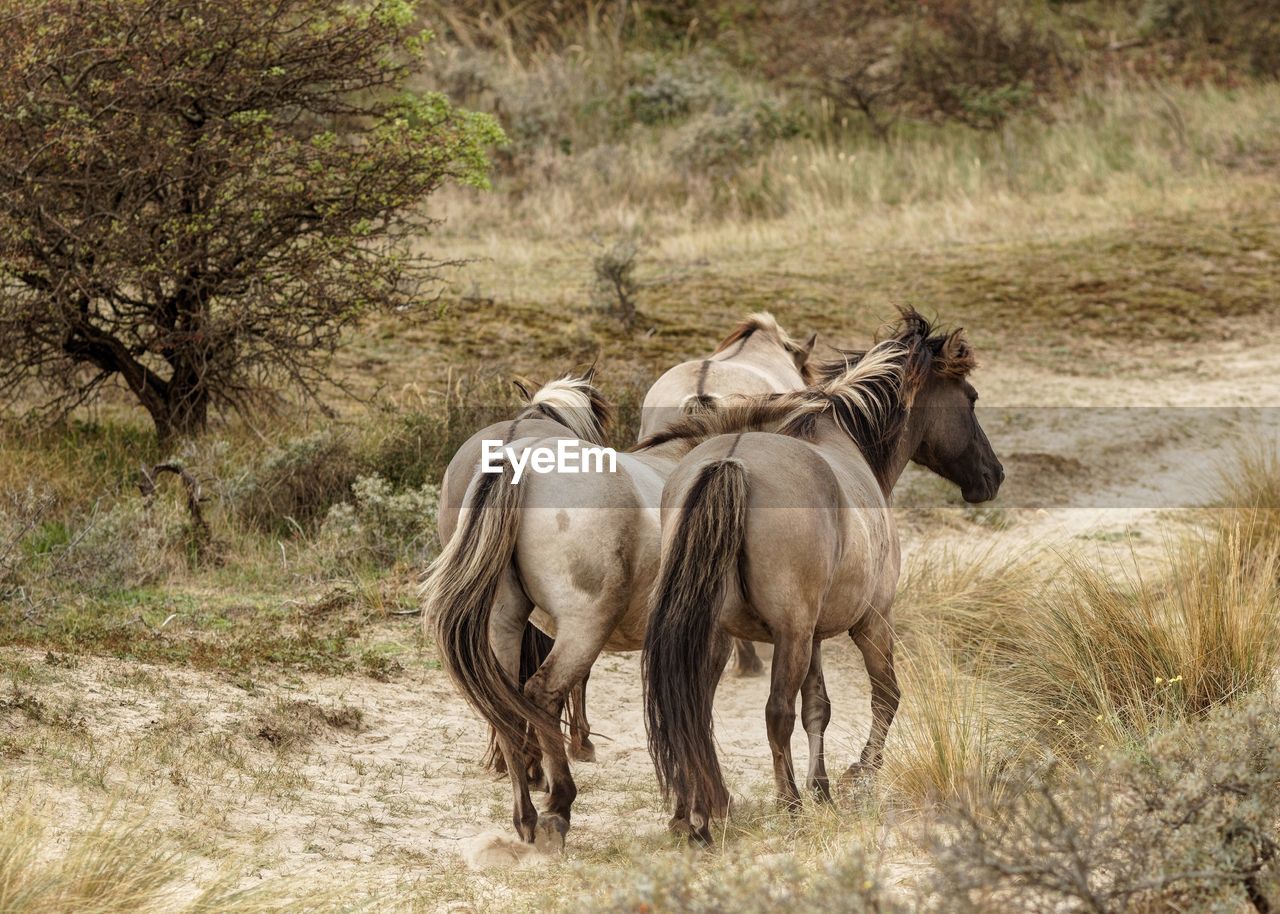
[138,462,210,545]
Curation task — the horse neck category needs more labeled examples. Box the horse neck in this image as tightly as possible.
[810,403,920,499]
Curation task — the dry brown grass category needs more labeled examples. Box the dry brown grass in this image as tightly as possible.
[0,806,352,914]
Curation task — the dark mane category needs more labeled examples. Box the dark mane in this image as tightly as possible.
[635,394,794,454]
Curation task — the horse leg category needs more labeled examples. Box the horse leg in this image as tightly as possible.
[567,672,595,763]
[765,631,812,812]
[489,579,540,842]
[522,627,612,852]
[843,608,900,786]
[800,640,833,802]
[733,638,765,677]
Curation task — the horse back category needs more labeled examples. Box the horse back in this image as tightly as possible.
[438,419,579,544]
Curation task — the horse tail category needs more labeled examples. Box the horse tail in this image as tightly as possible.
[481,622,558,772]
[423,462,560,754]
[643,457,746,819]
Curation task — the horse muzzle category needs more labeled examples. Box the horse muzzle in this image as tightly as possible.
[962,462,1004,504]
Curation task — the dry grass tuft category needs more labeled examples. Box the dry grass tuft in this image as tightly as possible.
[0,806,352,913]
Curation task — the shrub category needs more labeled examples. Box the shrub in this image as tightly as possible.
[8,498,193,598]
[312,474,440,571]
[672,99,797,176]
[369,376,522,488]
[233,430,364,534]
[899,0,1068,130]
[591,239,642,326]
[931,696,1280,913]
[624,55,727,126]
[1141,0,1280,78]
[760,0,906,137]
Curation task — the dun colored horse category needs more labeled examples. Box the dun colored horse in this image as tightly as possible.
[643,310,1004,844]
[639,312,816,439]
[423,315,819,851]
[641,312,817,675]
[436,373,613,769]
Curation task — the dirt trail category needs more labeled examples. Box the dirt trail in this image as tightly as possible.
[2,327,1277,905]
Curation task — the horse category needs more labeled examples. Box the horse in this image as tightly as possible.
[642,309,1004,844]
[640,312,817,676]
[423,315,823,851]
[638,312,816,439]
[436,372,613,770]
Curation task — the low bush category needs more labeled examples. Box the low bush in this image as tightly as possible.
[312,474,440,571]
[591,239,642,326]
[931,696,1280,913]
[1141,0,1280,78]
[671,99,798,177]
[899,0,1068,130]
[232,430,364,534]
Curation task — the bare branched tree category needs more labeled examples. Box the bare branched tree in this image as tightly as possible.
[0,0,502,444]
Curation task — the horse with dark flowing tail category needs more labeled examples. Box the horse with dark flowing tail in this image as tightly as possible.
[423,316,823,851]
[437,372,614,772]
[640,312,817,676]
[642,310,1004,844]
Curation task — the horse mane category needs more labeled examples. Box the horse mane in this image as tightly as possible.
[639,307,976,487]
[516,374,614,445]
[712,311,818,383]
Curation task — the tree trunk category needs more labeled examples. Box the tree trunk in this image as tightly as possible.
[150,382,209,449]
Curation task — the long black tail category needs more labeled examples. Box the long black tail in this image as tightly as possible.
[642,458,747,819]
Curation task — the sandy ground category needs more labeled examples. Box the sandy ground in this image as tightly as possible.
[2,324,1277,908]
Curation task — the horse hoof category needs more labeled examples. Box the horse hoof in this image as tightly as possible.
[570,740,596,763]
[534,814,568,854]
[735,659,765,678]
[838,764,876,793]
[668,814,693,838]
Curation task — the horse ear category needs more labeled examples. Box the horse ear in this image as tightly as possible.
[939,330,976,376]
[582,356,601,383]
[801,332,818,356]
[512,377,534,401]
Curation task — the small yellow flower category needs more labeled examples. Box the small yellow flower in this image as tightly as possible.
[1169,675,1183,683]
[862,880,874,890]
[1056,719,1066,727]
[1095,714,1104,722]
[1155,676,1164,684]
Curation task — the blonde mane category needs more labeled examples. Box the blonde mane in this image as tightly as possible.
[518,374,614,445]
